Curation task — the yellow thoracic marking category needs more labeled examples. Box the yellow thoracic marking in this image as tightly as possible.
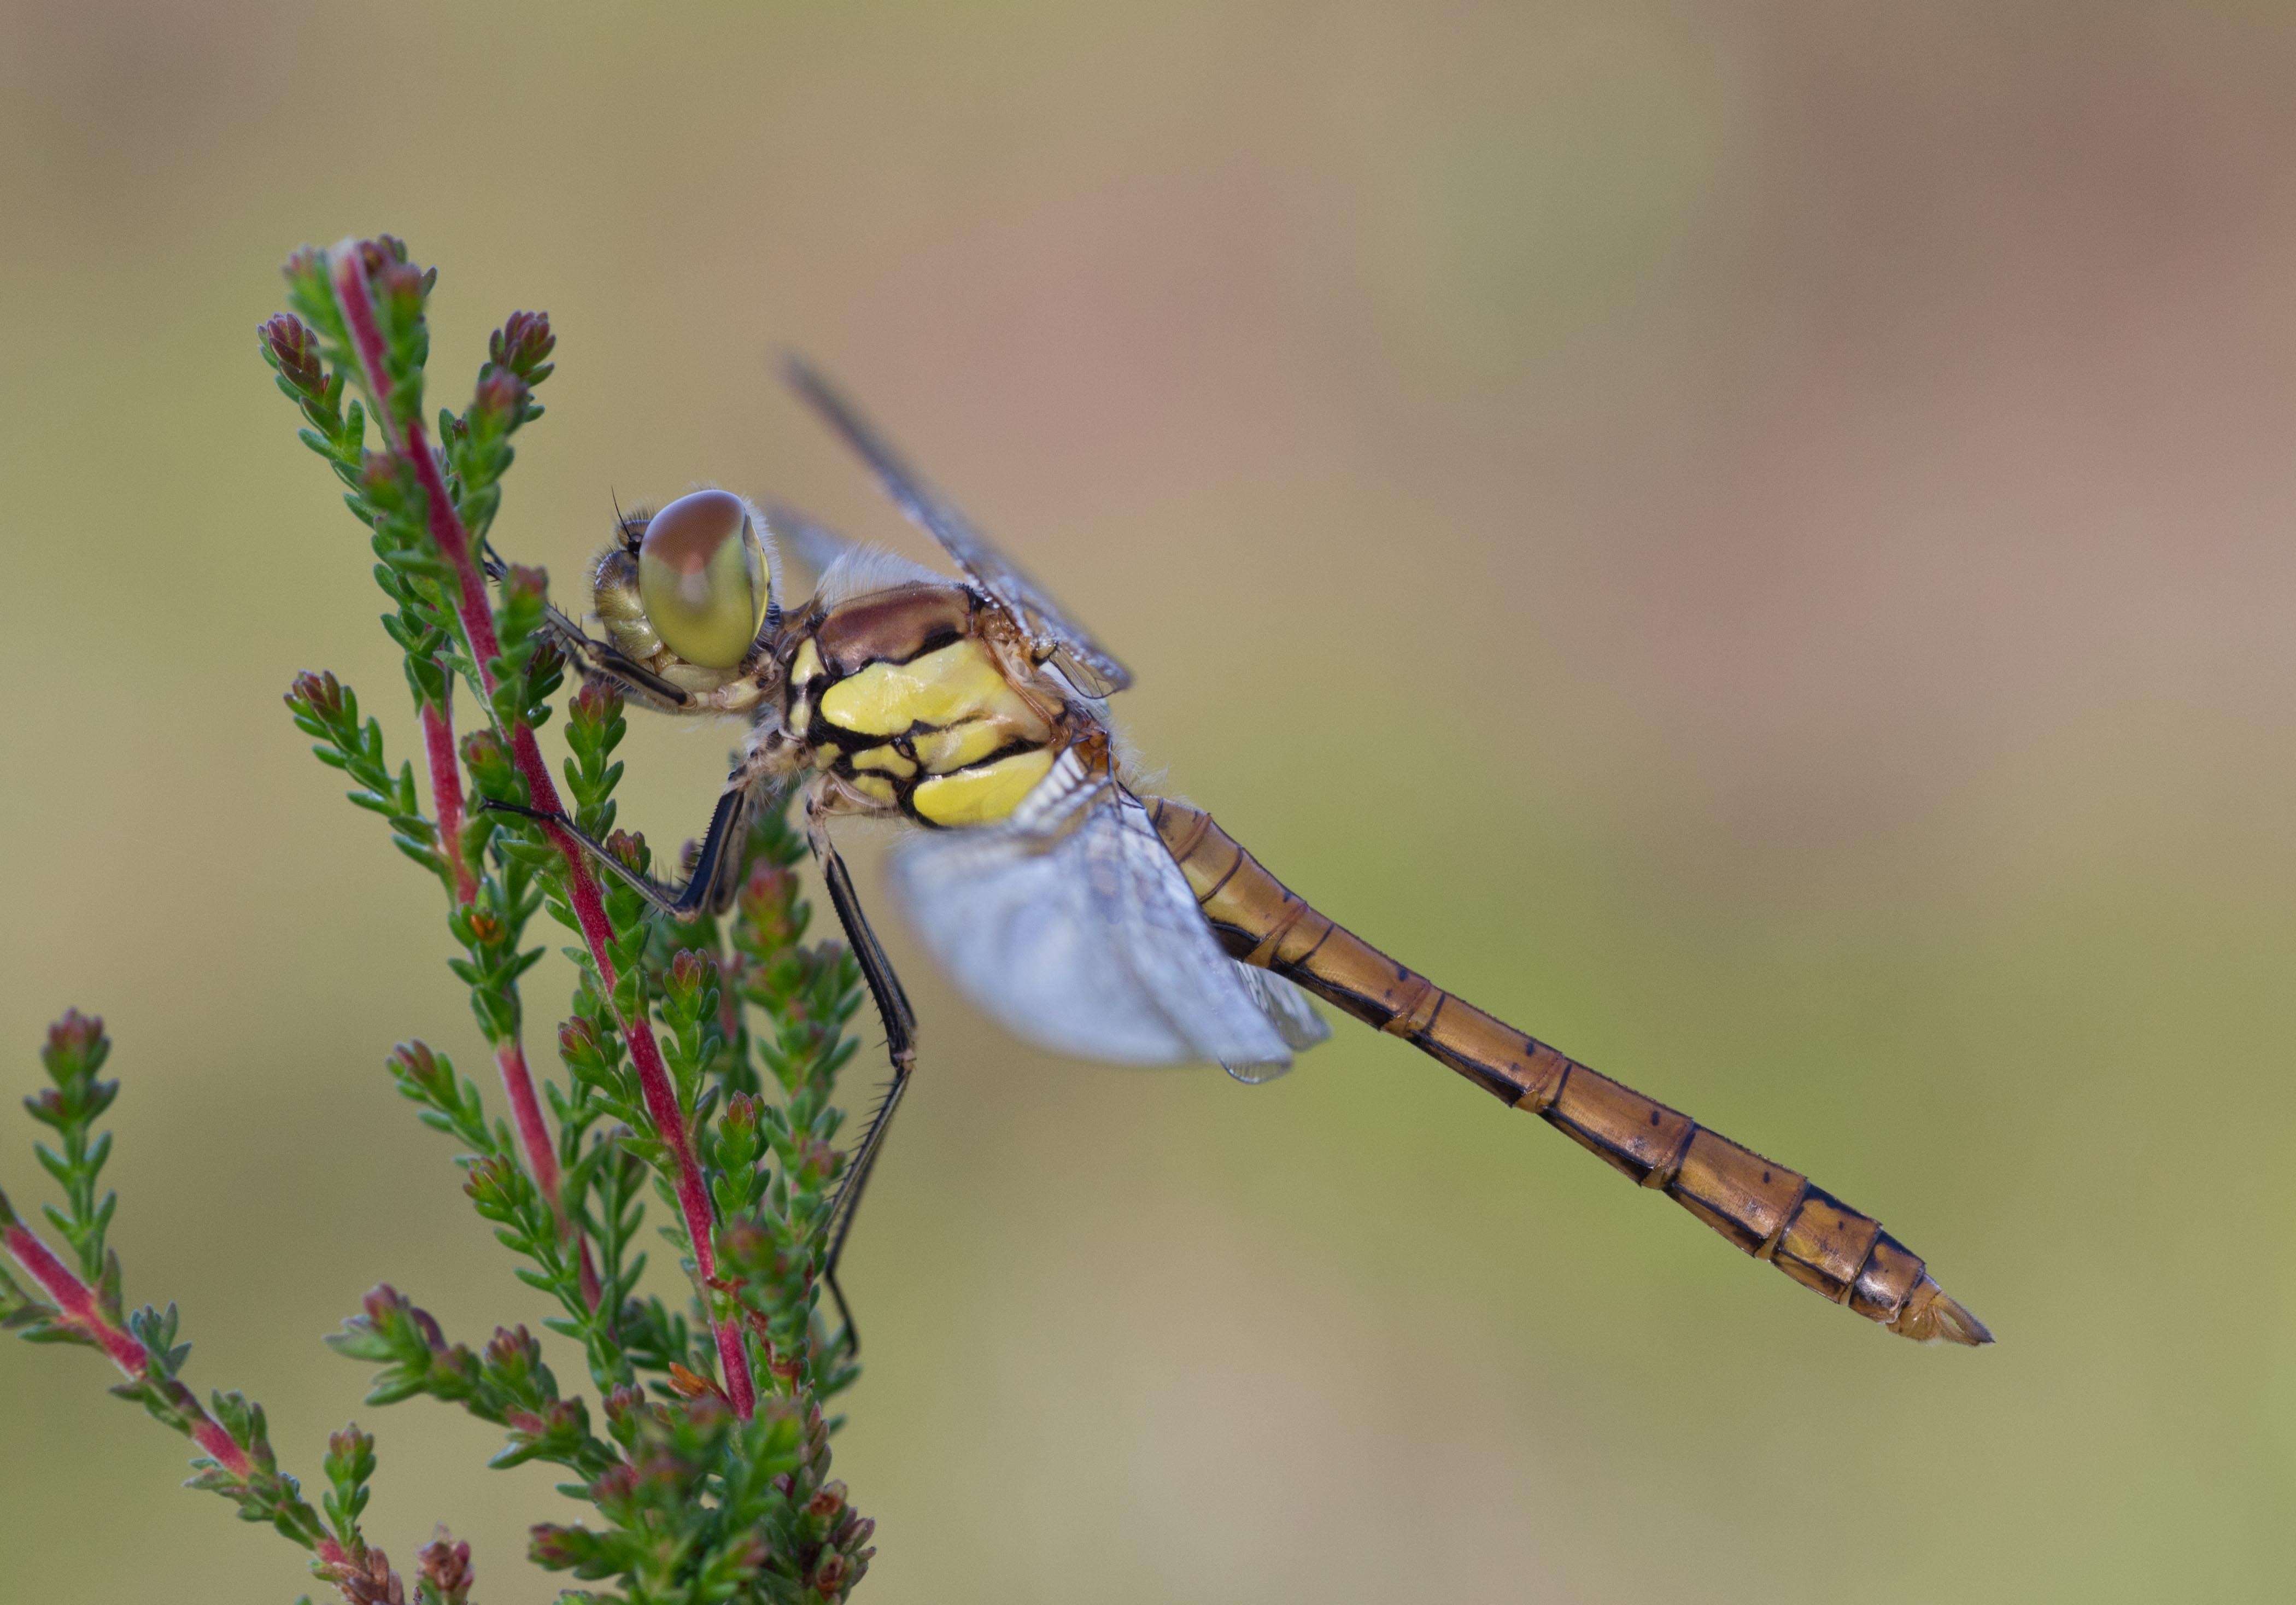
[847,773,898,805]
[852,743,917,778]
[912,747,1056,827]
[789,637,823,686]
[788,694,811,732]
[818,639,1024,738]
[911,718,1010,774]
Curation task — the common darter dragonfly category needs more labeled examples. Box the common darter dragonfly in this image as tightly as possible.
[499,360,1992,1352]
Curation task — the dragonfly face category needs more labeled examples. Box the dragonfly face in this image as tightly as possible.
[517,359,1990,1354]
[587,490,782,714]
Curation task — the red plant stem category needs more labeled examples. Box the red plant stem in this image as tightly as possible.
[576,1232,605,1311]
[495,1040,560,1199]
[3,1220,253,1477]
[491,1039,602,1308]
[427,619,594,1310]
[330,243,752,1417]
[419,692,478,905]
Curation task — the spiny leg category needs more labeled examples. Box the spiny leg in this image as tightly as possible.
[480,775,759,919]
[807,805,917,1356]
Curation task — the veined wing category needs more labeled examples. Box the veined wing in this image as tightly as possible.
[887,752,1324,1080]
[780,356,1135,698]
[763,501,954,607]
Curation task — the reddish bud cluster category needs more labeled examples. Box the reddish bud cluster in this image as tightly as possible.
[738,862,800,945]
[557,1017,601,1061]
[373,258,429,332]
[347,235,408,279]
[470,366,529,427]
[45,1008,103,1059]
[482,1324,543,1380]
[501,564,549,607]
[415,1531,473,1604]
[489,310,555,382]
[288,669,348,722]
[259,313,324,393]
[666,948,717,999]
[570,677,623,729]
[386,1042,451,1103]
[793,1138,842,1191]
[282,244,327,287]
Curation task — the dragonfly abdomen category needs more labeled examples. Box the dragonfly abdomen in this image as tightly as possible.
[1144,797,1991,1348]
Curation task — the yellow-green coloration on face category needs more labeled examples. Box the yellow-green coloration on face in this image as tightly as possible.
[637,489,771,669]
[818,639,1021,737]
[911,747,1057,825]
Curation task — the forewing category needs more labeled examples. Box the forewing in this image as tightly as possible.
[761,501,865,589]
[888,757,1303,1078]
[781,356,1134,696]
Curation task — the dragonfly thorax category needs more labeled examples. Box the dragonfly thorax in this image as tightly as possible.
[786,581,1064,829]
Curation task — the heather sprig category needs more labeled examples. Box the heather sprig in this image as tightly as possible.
[4,235,875,1602]
[22,1007,119,1288]
[2,1015,442,1602]
[285,669,449,888]
[327,1287,620,1479]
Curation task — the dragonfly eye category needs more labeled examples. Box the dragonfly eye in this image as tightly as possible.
[636,489,772,668]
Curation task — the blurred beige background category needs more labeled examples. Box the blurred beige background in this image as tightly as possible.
[4,2,2294,1600]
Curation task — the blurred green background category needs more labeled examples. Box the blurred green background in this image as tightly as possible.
[5,3,2295,1600]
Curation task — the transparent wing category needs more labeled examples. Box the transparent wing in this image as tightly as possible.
[781,356,1135,697]
[760,501,863,587]
[1234,965,1332,1055]
[887,753,1314,1079]
[763,502,954,606]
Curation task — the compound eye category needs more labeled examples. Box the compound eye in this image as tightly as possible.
[636,489,770,668]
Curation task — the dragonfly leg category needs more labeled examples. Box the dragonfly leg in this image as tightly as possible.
[480,780,753,919]
[538,603,699,712]
[806,804,917,1357]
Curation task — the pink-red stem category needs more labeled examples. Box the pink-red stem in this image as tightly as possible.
[4,1220,253,1477]
[419,695,478,905]
[331,243,751,1417]
[495,1040,560,1199]
[426,667,598,1309]
[494,1040,604,1309]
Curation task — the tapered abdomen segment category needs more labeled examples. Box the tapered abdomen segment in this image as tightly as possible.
[1144,798,1990,1346]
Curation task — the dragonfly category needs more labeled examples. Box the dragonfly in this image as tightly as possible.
[499,358,1993,1352]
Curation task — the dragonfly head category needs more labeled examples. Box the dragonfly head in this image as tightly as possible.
[591,488,784,695]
